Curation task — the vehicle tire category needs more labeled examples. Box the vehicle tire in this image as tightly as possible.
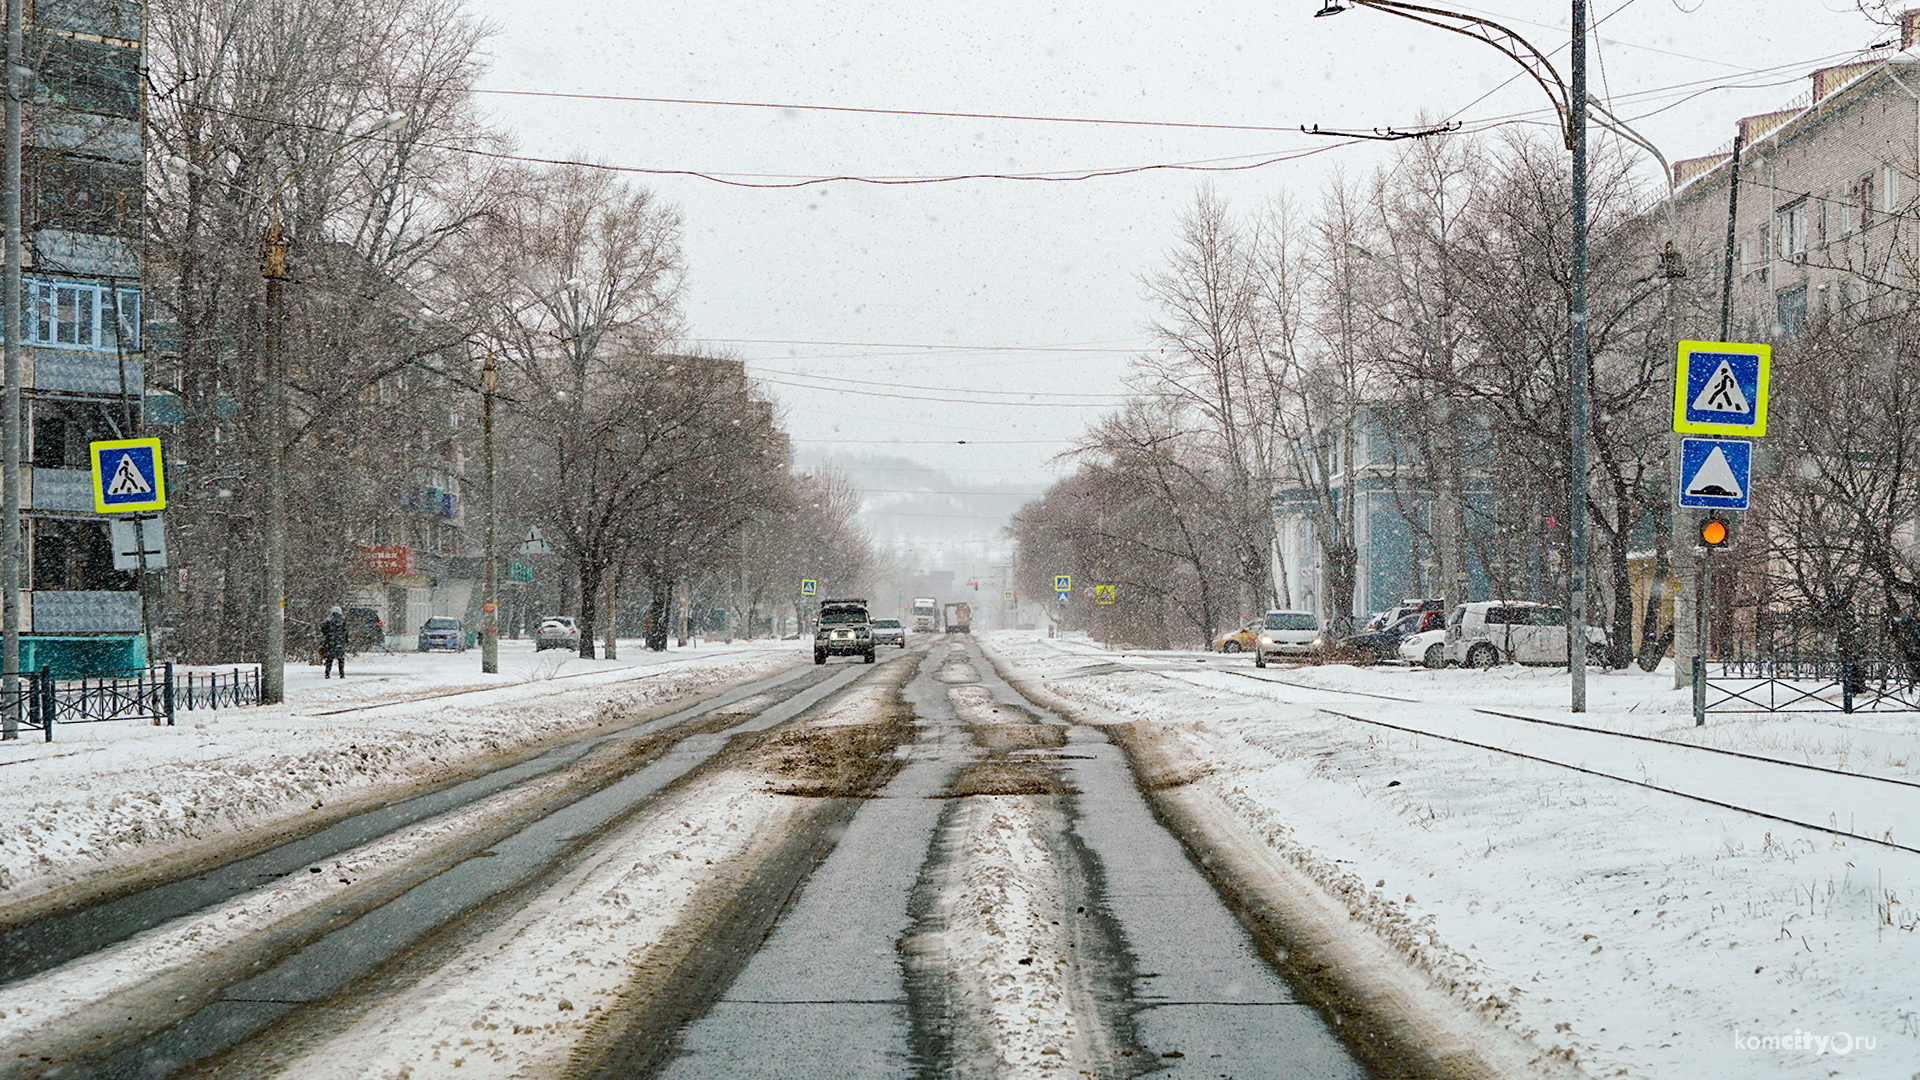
[1254,651,1267,668]
[1467,643,1499,669]
[1423,642,1446,668]
[864,650,876,663]
[1222,641,1242,654]
[814,650,826,665]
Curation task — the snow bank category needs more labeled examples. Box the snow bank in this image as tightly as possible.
[985,632,1920,1080]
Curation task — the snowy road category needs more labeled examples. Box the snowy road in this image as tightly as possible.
[0,640,1383,1080]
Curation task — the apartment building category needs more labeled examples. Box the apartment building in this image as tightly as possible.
[15,0,147,671]
[1668,16,1920,337]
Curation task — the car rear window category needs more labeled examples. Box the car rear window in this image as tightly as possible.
[1265,612,1317,631]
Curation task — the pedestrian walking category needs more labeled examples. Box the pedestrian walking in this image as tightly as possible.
[320,606,350,679]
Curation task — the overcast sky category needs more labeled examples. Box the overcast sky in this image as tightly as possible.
[457,0,1887,567]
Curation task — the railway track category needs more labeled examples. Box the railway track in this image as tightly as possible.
[1035,640,1920,859]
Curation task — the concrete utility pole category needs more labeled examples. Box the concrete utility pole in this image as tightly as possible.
[1568,0,1591,713]
[261,225,288,705]
[4,0,24,738]
[481,349,499,674]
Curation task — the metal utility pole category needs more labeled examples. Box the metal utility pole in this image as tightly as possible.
[1568,0,1590,713]
[3,0,23,738]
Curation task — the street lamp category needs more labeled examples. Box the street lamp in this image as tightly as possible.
[256,111,406,705]
[1316,0,1593,713]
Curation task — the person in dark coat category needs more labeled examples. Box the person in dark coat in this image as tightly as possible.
[320,606,350,678]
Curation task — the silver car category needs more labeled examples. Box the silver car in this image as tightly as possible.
[870,618,907,647]
[1254,610,1321,667]
[535,616,580,651]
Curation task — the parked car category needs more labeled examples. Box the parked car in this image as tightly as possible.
[1254,610,1321,667]
[1211,618,1263,654]
[1333,608,1444,663]
[535,616,580,651]
[344,606,385,652]
[417,616,465,652]
[871,618,907,648]
[1400,627,1449,668]
[1444,601,1608,668]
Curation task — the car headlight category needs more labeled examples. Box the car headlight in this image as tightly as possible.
[1312,636,1324,647]
[1259,635,1273,645]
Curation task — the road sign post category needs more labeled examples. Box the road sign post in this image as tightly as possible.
[1673,341,1768,711]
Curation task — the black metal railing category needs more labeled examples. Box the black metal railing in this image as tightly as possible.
[2,664,262,741]
[177,667,262,712]
[1694,652,1920,721]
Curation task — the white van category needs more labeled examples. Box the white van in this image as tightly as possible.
[1445,601,1606,668]
[1254,610,1321,667]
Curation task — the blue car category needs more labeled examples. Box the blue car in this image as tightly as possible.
[418,616,465,652]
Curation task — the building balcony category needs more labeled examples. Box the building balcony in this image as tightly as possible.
[31,590,142,634]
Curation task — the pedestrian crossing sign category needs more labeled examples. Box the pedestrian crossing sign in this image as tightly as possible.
[1673,340,1768,436]
[91,438,167,514]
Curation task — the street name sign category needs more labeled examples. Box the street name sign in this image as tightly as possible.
[1677,437,1752,511]
[1673,340,1769,437]
[91,438,167,514]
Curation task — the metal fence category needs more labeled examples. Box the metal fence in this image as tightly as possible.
[2,664,262,741]
[1694,653,1920,721]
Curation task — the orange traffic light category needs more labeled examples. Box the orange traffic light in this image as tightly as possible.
[1699,516,1732,549]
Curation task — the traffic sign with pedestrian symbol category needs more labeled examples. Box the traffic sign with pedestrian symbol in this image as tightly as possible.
[800,579,817,597]
[1673,340,1769,436]
[91,438,167,514]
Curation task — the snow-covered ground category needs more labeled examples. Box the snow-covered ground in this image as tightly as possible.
[5,631,1919,1079]
[986,632,1920,1080]
[0,638,805,915]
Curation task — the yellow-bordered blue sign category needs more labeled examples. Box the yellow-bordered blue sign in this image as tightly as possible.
[91,438,167,513]
[800,578,817,597]
[1674,340,1769,436]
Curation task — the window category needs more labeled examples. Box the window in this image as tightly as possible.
[14,278,140,351]
[30,155,141,233]
[32,401,123,468]
[1776,284,1808,335]
[1857,174,1876,228]
[35,35,140,119]
[1885,166,1902,213]
[1775,200,1809,259]
[30,519,127,591]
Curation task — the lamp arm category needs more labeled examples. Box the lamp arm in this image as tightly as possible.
[1344,0,1574,149]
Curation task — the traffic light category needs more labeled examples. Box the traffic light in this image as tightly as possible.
[1697,514,1734,551]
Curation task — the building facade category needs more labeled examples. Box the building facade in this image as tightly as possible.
[14,0,147,671]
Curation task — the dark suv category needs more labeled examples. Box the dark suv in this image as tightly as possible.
[814,598,875,664]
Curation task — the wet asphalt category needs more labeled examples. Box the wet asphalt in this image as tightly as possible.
[642,638,1366,1080]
